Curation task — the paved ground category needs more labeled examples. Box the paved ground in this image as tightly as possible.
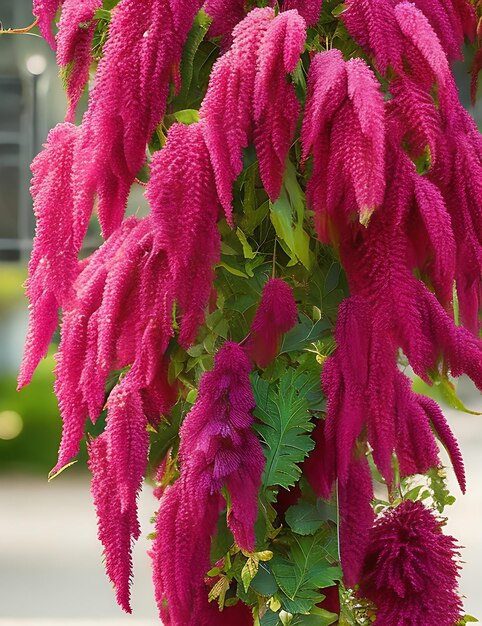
[0,378,480,624]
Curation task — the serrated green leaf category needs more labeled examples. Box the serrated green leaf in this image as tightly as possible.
[174,10,211,108]
[261,609,282,626]
[252,370,317,499]
[427,467,455,513]
[270,532,342,613]
[251,563,279,596]
[280,314,332,354]
[285,501,336,536]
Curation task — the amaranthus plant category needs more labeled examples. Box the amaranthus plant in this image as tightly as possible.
[10,0,482,623]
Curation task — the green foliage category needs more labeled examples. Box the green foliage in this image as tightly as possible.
[270,527,342,613]
[285,500,336,536]
[252,369,318,502]
[270,161,313,270]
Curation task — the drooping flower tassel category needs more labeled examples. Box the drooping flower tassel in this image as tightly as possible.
[151,342,265,624]
[245,278,298,368]
[56,0,102,122]
[359,501,462,626]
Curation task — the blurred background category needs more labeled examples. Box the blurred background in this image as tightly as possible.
[0,1,481,624]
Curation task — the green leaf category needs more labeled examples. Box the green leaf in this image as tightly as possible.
[285,501,336,536]
[412,374,480,415]
[261,610,282,626]
[280,314,332,354]
[427,467,456,513]
[168,109,200,125]
[457,616,479,625]
[270,161,312,270]
[174,10,211,108]
[323,263,341,296]
[291,612,338,626]
[217,262,249,278]
[211,513,234,562]
[271,532,342,613]
[252,369,317,499]
[251,563,279,596]
[236,228,256,259]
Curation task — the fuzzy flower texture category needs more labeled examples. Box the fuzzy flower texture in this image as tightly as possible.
[19,0,482,625]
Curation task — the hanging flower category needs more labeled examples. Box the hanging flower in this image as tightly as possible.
[151,342,265,624]
[359,501,462,626]
[245,278,298,368]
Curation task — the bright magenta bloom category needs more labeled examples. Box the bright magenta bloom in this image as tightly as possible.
[151,342,264,624]
[359,501,462,626]
[246,278,298,367]
[56,0,101,122]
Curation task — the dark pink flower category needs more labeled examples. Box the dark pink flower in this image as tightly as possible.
[33,0,62,49]
[359,501,462,626]
[245,278,298,368]
[146,121,221,348]
[18,123,80,390]
[201,7,306,221]
[151,342,264,623]
[56,0,102,122]
[282,0,323,26]
[301,50,385,240]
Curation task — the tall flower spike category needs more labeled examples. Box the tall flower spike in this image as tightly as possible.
[18,123,80,389]
[201,8,306,221]
[301,50,385,240]
[146,121,222,348]
[88,433,134,613]
[245,278,298,368]
[407,0,475,61]
[56,0,102,123]
[33,0,62,49]
[282,0,323,26]
[204,0,247,47]
[314,295,466,581]
[253,10,306,200]
[51,216,172,476]
[359,501,462,626]
[152,342,265,624]
[75,0,203,239]
[88,368,157,612]
[338,455,374,587]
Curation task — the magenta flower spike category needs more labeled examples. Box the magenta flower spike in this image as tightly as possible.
[359,501,463,626]
[246,278,298,368]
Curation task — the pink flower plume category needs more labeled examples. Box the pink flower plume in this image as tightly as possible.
[33,0,62,49]
[75,0,204,239]
[253,10,306,200]
[147,121,222,348]
[18,123,80,390]
[338,455,374,587]
[301,49,385,239]
[282,0,323,26]
[201,7,306,221]
[359,501,462,625]
[88,433,134,613]
[56,0,102,123]
[151,342,264,622]
[245,278,298,368]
